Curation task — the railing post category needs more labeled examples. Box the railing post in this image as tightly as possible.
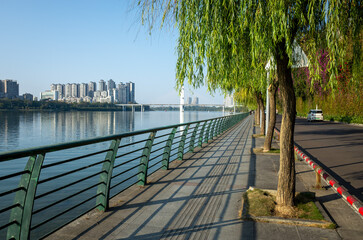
[219,117,225,134]
[227,116,232,129]
[96,138,121,211]
[189,123,200,152]
[162,127,177,170]
[221,117,228,133]
[138,131,156,186]
[198,121,207,147]
[7,154,45,240]
[213,118,221,138]
[207,119,214,141]
[204,120,213,143]
[178,124,190,160]
[210,119,217,139]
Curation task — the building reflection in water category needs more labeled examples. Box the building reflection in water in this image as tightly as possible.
[0,112,20,151]
[51,111,136,143]
[0,111,136,152]
[0,110,221,153]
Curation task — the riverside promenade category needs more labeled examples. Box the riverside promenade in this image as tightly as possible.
[48,115,361,240]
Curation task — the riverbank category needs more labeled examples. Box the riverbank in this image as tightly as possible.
[0,99,149,112]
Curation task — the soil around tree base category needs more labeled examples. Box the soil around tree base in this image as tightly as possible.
[252,147,280,155]
[240,188,336,229]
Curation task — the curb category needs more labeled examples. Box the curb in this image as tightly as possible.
[240,189,335,229]
[273,128,363,218]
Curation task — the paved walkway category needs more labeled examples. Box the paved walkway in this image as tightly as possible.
[48,115,361,240]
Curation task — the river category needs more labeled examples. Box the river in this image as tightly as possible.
[0,110,224,152]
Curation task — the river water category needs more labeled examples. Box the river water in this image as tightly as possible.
[0,110,224,238]
[0,110,224,153]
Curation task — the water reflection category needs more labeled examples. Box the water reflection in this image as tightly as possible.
[0,111,136,152]
[0,112,20,151]
[0,111,224,153]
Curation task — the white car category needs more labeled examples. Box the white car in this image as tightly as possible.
[307,109,324,121]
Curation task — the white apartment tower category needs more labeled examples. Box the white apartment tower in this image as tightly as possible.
[99,79,107,92]
[65,83,72,98]
[80,83,88,98]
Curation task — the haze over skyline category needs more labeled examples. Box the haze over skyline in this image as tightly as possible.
[0,0,225,104]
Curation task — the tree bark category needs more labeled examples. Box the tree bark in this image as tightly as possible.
[257,93,265,135]
[264,79,278,151]
[255,93,260,126]
[275,41,296,209]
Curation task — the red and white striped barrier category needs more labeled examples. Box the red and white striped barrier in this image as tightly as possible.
[274,129,363,217]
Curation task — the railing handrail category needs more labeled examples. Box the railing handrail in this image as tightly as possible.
[0,113,246,161]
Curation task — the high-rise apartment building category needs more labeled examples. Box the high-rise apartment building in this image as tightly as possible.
[108,79,116,91]
[55,84,65,99]
[0,80,4,98]
[117,83,127,104]
[0,79,19,99]
[80,83,88,98]
[112,88,118,103]
[192,97,199,105]
[99,79,107,92]
[88,81,96,92]
[88,81,97,98]
[65,83,72,98]
[71,83,80,98]
[125,82,130,103]
[50,84,57,91]
[128,82,135,103]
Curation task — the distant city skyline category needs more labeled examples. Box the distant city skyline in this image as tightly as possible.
[43,80,136,104]
[0,1,225,104]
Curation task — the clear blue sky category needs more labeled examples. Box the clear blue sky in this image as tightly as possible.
[0,0,224,104]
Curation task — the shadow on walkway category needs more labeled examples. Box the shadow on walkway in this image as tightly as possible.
[47,116,257,240]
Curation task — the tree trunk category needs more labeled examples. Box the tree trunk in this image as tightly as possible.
[264,79,278,152]
[275,41,296,210]
[257,93,265,135]
[255,93,260,126]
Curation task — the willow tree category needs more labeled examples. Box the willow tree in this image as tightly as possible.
[138,0,361,212]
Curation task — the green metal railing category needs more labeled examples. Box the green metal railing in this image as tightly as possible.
[0,113,248,239]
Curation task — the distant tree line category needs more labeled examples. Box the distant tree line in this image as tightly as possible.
[0,99,150,112]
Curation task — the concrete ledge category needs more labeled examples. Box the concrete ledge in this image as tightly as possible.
[252,134,265,139]
[252,147,280,155]
[240,189,335,229]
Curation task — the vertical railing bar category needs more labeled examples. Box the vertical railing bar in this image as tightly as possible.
[96,138,121,211]
[198,121,207,147]
[189,122,200,153]
[162,127,177,170]
[7,153,45,240]
[216,117,221,136]
[177,124,190,161]
[204,120,213,143]
[210,119,217,140]
[138,131,157,186]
